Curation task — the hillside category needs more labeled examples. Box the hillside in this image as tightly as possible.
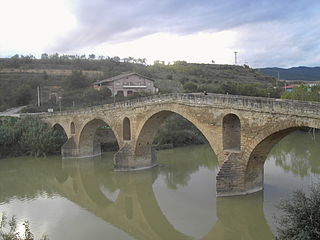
[0,56,279,111]
[258,66,320,81]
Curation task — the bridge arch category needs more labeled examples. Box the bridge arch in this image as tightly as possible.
[222,113,241,151]
[134,110,217,162]
[243,120,319,192]
[52,123,68,137]
[78,118,120,157]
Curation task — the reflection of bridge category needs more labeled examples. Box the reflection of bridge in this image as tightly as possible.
[40,93,320,196]
[0,156,274,239]
[56,159,273,240]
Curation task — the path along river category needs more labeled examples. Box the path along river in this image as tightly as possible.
[0,130,319,240]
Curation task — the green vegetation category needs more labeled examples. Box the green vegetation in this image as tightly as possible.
[153,114,207,147]
[0,54,282,112]
[275,184,320,240]
[0,213,48,240]
[281,84,320,102]
[0,116,66,158]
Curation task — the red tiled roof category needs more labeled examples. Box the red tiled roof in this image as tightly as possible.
[283,84,300,89]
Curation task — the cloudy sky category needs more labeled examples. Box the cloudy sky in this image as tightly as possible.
[1,0,320,67]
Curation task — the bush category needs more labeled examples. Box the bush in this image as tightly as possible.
[275,184,320,240]
[0,116,66,158]
[0,212,48,240]
[183,82,198,92]
[17,117,63,157]
[66,70,90,89]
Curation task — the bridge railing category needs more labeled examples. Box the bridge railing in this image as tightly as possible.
[38,93,320,118]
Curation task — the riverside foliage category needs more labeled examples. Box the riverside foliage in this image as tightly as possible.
[0,116,66,158]
[0,213,48,240]
[276,184,320,240]
[281,84,320,102]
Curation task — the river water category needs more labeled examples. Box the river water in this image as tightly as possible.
[0,130,319,240]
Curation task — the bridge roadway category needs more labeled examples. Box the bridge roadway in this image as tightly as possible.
[40,93,320,196]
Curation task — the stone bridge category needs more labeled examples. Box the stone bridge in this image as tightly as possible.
[39,93,320,196]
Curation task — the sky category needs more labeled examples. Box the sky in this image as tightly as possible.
[0,0,320,68]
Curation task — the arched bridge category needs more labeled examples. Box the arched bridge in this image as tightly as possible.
[40,93,320,197]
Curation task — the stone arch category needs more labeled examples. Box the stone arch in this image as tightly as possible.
[78,118,120,157]
[123,117,131,141]
[52,123,68,143]
[243,121,319,192]
[52,123,69,156]
[52,123,68,137]
[223,113,241,151]
[70,122,75,135]
[134,110,215,161]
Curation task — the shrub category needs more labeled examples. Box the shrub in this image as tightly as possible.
[0,212,48,240]
[17,117,62,157]
[275,184,320,240]
[183,82,198,93]
[0,116,65,158]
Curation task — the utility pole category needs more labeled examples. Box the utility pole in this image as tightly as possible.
[234,52,238,65]
[37,86,41,107]
[113,82,116,105]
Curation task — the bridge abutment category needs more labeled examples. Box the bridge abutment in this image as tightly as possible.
[61,137,80,159]
[114,144,157,171]
[216,153,263,197]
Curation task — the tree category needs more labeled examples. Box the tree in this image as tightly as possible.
[40,53,49,60]
[67,71,89,89]
[99,87,112,100]
[15,85,33,106]
[183,82,198,92]
[281,84,320,102]
[18,116,61,157]
[111,56,120,62]
[275,184,320,240]
[0,212,48,240]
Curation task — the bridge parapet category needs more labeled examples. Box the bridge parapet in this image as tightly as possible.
[38,93,320,118]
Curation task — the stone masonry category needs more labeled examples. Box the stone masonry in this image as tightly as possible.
[39,93,320,196]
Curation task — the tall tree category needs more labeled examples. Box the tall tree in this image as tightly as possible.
[67,70,90,89]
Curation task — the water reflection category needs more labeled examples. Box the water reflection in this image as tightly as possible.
[1,131,319,239]
[0,144,277,240]
[268,130,320,177]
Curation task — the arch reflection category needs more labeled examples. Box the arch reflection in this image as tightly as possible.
[0,144,281,240]
[268,130,320,176]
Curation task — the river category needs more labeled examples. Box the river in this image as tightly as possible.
[0,130,319,239]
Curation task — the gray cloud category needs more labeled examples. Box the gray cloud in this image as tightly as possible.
[50,0,320,67]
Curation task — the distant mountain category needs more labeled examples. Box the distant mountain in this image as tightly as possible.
[257,66,320,81]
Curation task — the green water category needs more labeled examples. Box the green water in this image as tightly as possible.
[0,130,319,240]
